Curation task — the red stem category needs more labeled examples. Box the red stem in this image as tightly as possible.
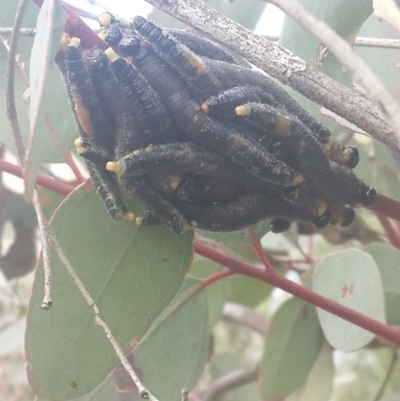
[376,212,400,249]
[372,193,400,223]
[194,241,400,346]
[248,228,274,271]
[0,158,75,196]
[199,269,232,289]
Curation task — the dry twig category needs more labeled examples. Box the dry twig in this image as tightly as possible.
[204,362,260,401]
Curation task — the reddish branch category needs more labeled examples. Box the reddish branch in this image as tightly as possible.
[372,194,400,225]
[0,158,75,196]
[375,213,400,249]
[248,228,274,271]
[194,241,400,346]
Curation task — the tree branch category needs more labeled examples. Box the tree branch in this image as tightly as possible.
[265,0,400,140]
[0,158,75,196]
[144,0,400,152]
[204,362,260,401]
[260,35,400,49]
[0,27,36,36]
[194,241,400,346]
[6,0,54,308]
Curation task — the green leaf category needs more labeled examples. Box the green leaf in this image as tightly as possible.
[286,340,334,401]
[134,277,209,400]
[24,0,68,198]
[35,277,208,401]
[204,0,266,30]
[279,0,373,129]
[260,298,322,399]
[364,243,400,325]
[189,258,227,328]
[355,15,400,103]
[313,248,385,352]
[0,0,37,156]
[28,0,67,142]
[280,0,372,83]
[228,274,273,307]
[26,189,194,400]
[0,0,75,165]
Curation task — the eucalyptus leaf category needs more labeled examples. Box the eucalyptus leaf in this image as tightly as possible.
[24,0,68,198]
[279,0,373,130]
[26,189,193,400]
[260,298,322,399]
[364,243,400,325]
[35,277,208,401]
[286,340,334,401]
[313,249,385,352]
[189,259,227,328]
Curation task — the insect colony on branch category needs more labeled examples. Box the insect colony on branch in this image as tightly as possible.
[55,12,376,234]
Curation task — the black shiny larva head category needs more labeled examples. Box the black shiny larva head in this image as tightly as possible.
[363,188,377,208]
[88,48,108,69]
[133,15,147,29]
[270,218,291,233]
[346,146,360,169]
[340,208,356,228]
[119,36,141,57]
[105,24,122,46]
[314,210,332,229]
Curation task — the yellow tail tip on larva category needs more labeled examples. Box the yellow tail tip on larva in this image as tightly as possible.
[105,47,118,61]
[323,140,332,151]
[180,45,207,74]
[235,105,251,116]
[98,12,114,27]
[74,138,84,148]
[292,173,304,186]
[69,37,81,48]
[182,220,197,233]
[135,216,143,227]
[168,176,182,191]
[106,161,121,173]
[201,103,210,114]
[74,138,86,154]
[123,212,136,221]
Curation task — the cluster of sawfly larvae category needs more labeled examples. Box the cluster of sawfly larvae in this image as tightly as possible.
[55,12,376,234]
